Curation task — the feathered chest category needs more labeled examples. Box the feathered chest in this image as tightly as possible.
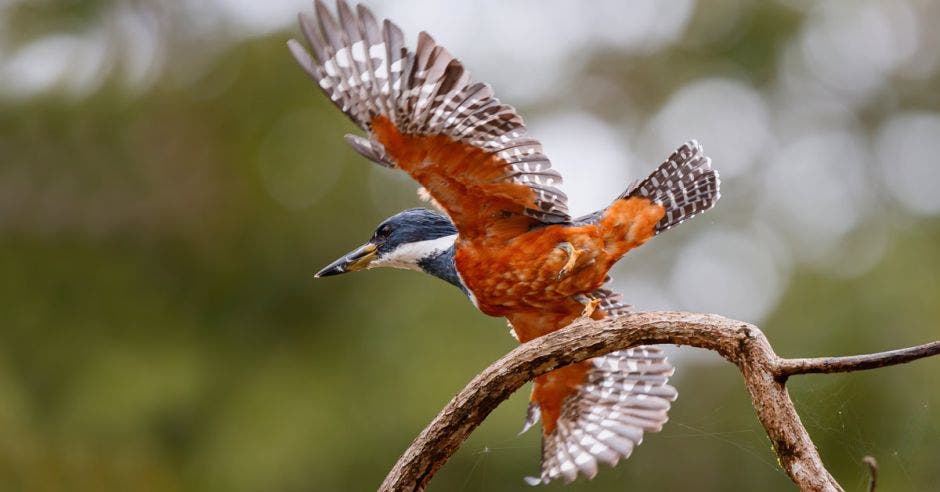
[453,225,612,316]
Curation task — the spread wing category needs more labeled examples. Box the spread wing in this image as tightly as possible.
[288,1,571,239]
[531,345,676,485]
[510,282,676,485]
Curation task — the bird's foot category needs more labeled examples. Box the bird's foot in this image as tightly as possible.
[575,294,601,318]
[507,321,519,342]
[555,242,583,279]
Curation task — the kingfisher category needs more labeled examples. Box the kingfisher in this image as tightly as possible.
[290,1,720,485]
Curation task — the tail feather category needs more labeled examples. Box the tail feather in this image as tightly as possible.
[525,347,677,485]
[625,140,720,233]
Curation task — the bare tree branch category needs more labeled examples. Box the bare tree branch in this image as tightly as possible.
[775,341,940,377]
[379,311,939,492]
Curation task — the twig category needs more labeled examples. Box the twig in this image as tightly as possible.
[378,311,939,491]
[775,342,940,377]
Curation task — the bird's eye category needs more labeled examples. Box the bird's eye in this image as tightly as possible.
[376,225,392,239]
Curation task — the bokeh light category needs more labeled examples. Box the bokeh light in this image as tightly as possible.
[1,1,938,491]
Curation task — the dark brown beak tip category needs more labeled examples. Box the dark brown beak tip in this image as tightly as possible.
[315,264,344,278]
[315,242,377,278]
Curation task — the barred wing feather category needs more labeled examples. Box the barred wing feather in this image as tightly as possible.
[516,283,676,485]
[289,1,571,237]
[528,346,677,485]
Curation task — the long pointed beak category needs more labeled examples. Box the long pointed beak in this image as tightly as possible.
[315,242,378,277]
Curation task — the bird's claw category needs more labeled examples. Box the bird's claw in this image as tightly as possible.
[575,294,601,318]
[555,242,582,279]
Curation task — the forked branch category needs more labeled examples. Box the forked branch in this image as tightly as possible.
[379,312,940,492]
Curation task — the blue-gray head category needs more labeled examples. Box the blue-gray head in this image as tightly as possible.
[315,208,461,285]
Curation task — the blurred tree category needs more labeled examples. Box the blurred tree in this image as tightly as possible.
[0,1,937,491]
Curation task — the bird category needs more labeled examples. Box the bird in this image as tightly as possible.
[289,1,720,485]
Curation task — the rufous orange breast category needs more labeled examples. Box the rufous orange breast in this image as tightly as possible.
[454,196,665,317]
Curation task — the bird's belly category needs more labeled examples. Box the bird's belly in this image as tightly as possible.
[455,230,609,316]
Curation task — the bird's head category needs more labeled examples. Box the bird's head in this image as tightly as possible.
[315,208,458,278]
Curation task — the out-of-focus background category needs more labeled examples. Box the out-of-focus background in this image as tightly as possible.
[2,0,939,490]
